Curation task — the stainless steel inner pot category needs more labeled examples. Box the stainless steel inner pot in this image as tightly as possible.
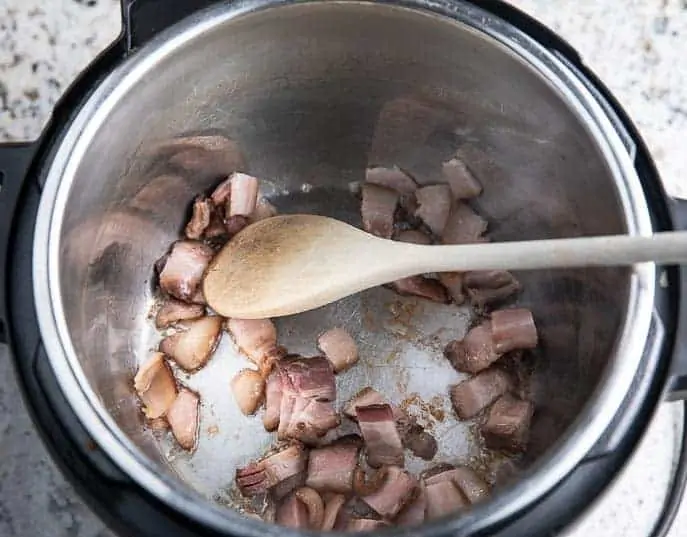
[33,0,656,534]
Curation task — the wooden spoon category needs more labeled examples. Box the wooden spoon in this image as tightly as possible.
[203,214,687,319]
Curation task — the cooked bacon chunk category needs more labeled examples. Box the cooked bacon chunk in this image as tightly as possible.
[343,387,400,420]
[210,176,233,206]
[263,369,283,432]
[424,466,489,504]
[444,322,499,374]
[441,157,482,200]
[414,184,452,236]
[361,184,399,239]
[449,368,512,419]
[365,167,418,194]
[155,299,205,329]
[361,466,416,519]
[277,357,338,443]
[306,444,360,493]
[159,316,223,372]
[185,196,213,239]
[438,272,465,305]
[356,404,404,468]
[441,202,488,245]
[321,494,347,531]
[424,480,467,520]
[317,327,359,373]
[390,276,450,303]
[463,270,521,309]
[133,353,177,419]
[231,369,266,415]
[158,240,214,303]
[228,172,259,217]
[491,308,538,353]
[481,394,534,452]
[395,484,426,527]
[236,444,307,497]
[159,316,222,371]
[276,493,309,529]
[226,318,278,371]
[167,388,200,451]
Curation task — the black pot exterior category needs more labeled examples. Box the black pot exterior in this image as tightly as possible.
[0,1,685,536]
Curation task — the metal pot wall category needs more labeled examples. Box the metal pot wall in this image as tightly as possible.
[2,1,687,536]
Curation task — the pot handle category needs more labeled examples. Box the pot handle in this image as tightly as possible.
[0,143,36,345]
[665,198,687,401]
[121,0,221,51]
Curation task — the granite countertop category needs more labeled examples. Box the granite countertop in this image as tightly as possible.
[0,1,686,536]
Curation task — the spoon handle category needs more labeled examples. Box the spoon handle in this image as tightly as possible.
[411,231,687,273]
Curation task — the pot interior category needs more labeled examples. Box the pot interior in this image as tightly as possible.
[52,0,634,527]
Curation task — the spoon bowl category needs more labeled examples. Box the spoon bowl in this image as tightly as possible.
[203,214,687,319]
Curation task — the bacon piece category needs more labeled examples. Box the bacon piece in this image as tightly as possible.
[294,487,324,529]
[414,184,452,236]
[277,357,338,443]
[441,202,488,245]
[158,240,214,303]
[438,272,465,305]
[133,353,177,419]
[424,466,489,504]
[155,299,205,329]
[231,369,266,415]
[343,388,404,421]
[463,270,521,309]
[356,404,404,468]
[441,157,482,199]
[389,276,449,303]
[236,444,307,497]
[491,308,538,353]
[263,369,283,432]
[444,321,499,374]
[185,196,213,239]
[424,480,467,520]
[284,398,340,444]
[228,172,259,217]
[209,178,233,210]
[322,494,346,531]
[306,444,360,493]
[279,356,336,402]
[167,388,200,451]
[317,327,359,374]
[276,493,309,529]
[365,167,417,194]
[481,394,534,452]
[361,466,416,519]
[226,318,278,372]
[361,184,399,239]
[159,316,223,371]
[449,368,512,419]
[395,485,426,527]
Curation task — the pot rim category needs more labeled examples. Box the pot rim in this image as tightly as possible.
[32,0,656,535]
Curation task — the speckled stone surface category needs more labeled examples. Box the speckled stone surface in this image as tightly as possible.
[0,1,686,536]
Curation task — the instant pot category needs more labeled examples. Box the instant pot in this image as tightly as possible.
[2,1,687,536]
